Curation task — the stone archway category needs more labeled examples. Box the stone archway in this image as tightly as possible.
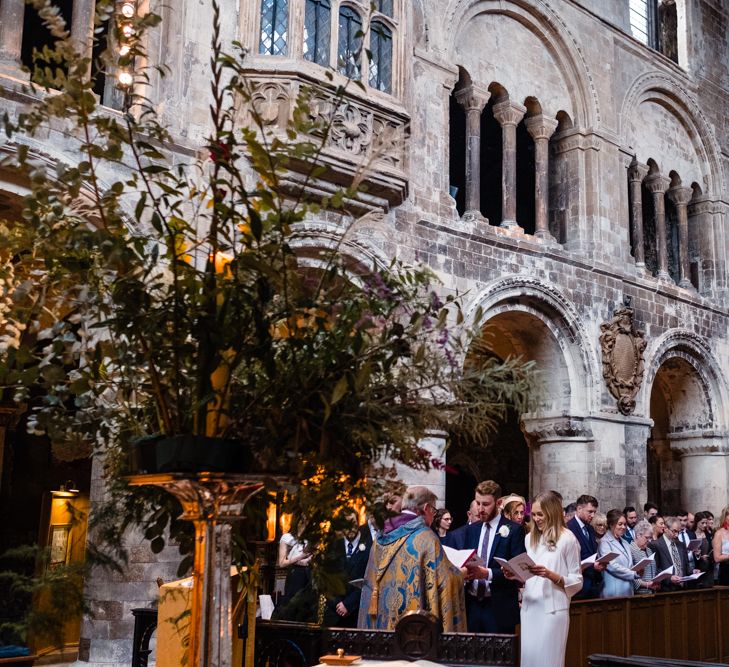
[447,278,597,513]
[643,332,729,515]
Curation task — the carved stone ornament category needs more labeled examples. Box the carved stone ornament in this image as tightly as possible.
[599,307,646,415]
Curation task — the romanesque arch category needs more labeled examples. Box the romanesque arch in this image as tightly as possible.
[445,277,597,506]
[444,0,599,128]
[641,329,729,513]
[620,71,724,195]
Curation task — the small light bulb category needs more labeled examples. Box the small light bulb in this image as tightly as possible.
[119,44,131,56]
[122,23,135,37]
[117,70,133,86]
[120,2,135,18]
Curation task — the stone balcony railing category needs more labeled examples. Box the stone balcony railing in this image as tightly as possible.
[240,66,410,214]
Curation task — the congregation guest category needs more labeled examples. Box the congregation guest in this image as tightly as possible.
[514,491,582,667]
[444,480,525,633]
[466,499,480,524]
[629,520,658,595]
[502,498,526,526]
[623,506,638,543]
[706,511,716,540]
[432,508,453,540]
[643,502,659,520]
[322,513,371,627]
[687,512,695,531]
[273,521,315,621]
[692,511,713,586]
[599,509,639,598]
[358,486,466,631]
[677,509,698,572]
[593,513,607,540]
[650,516,690,591]
[382,492,404,533]
[711,505,729,586]
[563,503,577,523]
[567,494,604,599]
[649,514,665,540]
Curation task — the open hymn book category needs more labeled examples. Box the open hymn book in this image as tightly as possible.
[580,552,620,570]
[442,545,486,569]
[493,554,537,584]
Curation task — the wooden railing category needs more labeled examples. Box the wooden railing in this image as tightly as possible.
[567,587,729,666]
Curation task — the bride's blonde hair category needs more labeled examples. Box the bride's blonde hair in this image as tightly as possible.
[530,490,565,550]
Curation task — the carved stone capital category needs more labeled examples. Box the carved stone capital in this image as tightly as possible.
[667,186,693,207]
[644,174,670,195]
[668,432,729,456]
[524,115,558,142]
[627,161,649,183]
[520,416,594,444]
[454,84,490,113]
[688,196,714,217]
[492,100,526,128]
[599,308,646,415]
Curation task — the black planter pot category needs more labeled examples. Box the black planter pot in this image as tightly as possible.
[129,435,253,475]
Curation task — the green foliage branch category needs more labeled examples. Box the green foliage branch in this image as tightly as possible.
[0,0,535,576]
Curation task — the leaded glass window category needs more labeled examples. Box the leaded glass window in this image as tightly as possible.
[373,0,393,17]
[337,6,362,79]
[304,0,331,66]
[259,0,288,56]
[368,21,392,93]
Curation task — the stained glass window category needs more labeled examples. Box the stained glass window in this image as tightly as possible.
[368,21,392,93]
[337,6,362,79]
[259,0,288,56]
[304,0,331,66]
[373,0,393,17]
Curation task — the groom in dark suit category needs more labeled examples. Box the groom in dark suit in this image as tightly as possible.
[443,480,524,633]
[567,494,604,599]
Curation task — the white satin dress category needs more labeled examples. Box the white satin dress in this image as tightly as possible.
[520,529,583,667]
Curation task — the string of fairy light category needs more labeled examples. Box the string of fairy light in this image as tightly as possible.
[116,1,136,87]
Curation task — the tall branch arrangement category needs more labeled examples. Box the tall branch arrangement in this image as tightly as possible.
[0,0,535,565]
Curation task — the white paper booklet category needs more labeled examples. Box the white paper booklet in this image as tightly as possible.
[650,566,674,583]
[494,553,536,583]
[630,553,656,572]
[442,545,485,569]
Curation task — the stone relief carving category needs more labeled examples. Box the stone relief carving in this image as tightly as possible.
[521,417,593,442]
[599,307,646,415]
[330,102,373,155]
[248,81,290,126]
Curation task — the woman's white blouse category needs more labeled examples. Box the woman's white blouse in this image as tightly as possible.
[523,529,583,613]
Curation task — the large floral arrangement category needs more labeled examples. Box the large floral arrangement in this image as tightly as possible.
[0,0,533,561]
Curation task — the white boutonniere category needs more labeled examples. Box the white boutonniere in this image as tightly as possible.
[498,525,510,538]
[358,543,366,552]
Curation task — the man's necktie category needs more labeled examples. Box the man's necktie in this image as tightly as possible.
[346,541,354,558]
[476,523,491,599]
[582,525,589,540]
[671,540,683,577]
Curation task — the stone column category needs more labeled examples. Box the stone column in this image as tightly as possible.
[670,434,729,516]
[668,186,694,289]
[521,417,595,501]
[71,0,96,67]
[645,174,671,281]
[454,84,490,221]
[525,114,558,239]
[627,161,649,270]
[688,195,716,294]
[0,0,25,67]
[492,100,526,228]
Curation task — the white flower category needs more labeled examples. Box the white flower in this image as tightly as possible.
[358,543,366,552]
[498,525,510,538]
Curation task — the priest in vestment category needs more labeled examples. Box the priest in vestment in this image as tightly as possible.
[357,486,467,632]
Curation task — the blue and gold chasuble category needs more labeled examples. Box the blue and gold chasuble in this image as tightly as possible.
[357,516,467,631]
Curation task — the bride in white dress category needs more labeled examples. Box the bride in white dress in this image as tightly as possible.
[516,491,583,667]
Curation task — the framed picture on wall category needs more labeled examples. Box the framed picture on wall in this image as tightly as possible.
[49,524,71,568]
